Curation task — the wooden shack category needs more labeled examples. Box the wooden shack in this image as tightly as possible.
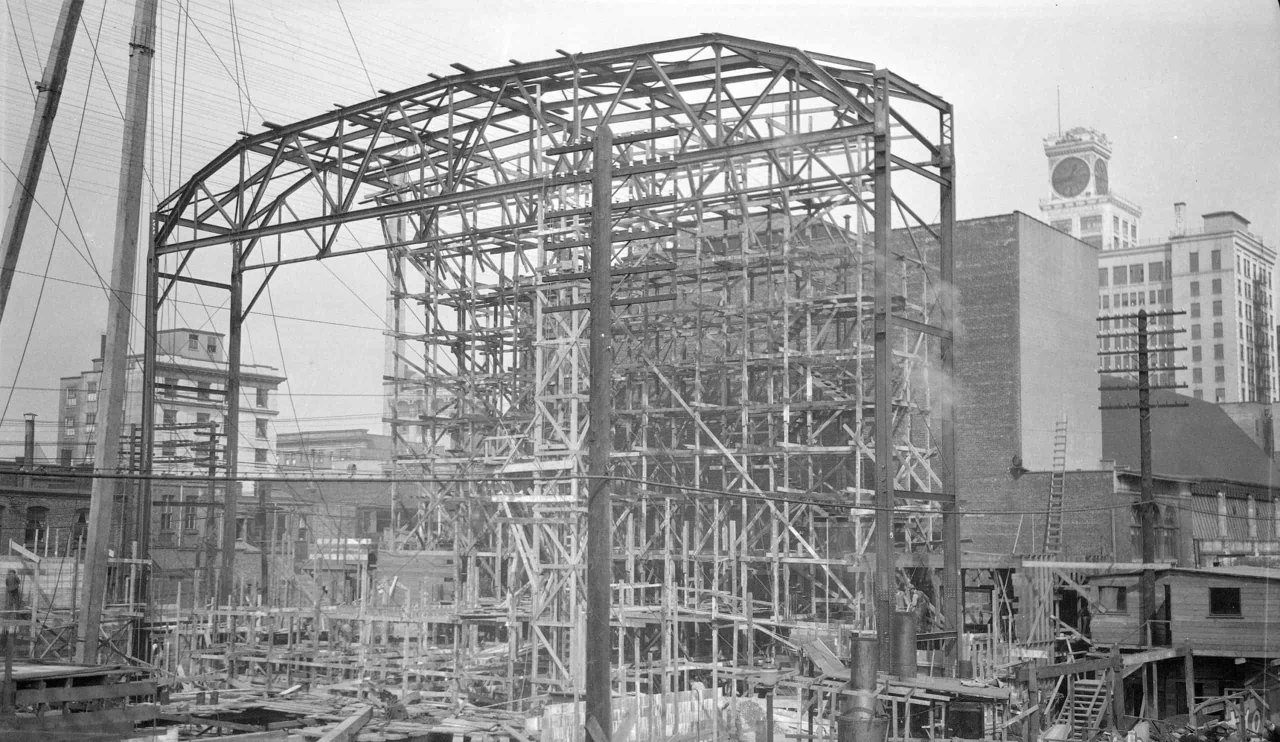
[1087,567,1280,656]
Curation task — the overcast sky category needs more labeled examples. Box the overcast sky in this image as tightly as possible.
[2,0,1278,456]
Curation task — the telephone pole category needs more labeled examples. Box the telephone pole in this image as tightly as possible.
[77,0,159,664]
[1098,308,1186,645]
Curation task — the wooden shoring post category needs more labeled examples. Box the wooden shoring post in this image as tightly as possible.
[871,69,895,661]
[1182,645,1195,726]
[76,0,159,665]
[584,124,615,742]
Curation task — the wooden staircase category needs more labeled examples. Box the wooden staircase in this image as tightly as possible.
[1044,417,1068,553]
[1065,676,1110,740]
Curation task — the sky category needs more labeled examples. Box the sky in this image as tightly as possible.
[2,0,1278,457]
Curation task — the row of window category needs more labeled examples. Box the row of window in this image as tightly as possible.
[1100,260,1173,287]
[1098,586,1242,617]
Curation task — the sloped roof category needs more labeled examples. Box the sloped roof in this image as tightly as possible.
[1100,375,1280,487]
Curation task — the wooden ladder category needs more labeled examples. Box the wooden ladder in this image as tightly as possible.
[1043,417,1069,553]
[1067,677,1111,740]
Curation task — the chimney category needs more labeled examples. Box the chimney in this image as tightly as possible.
[1173,202,1186,237]
[23,413,36,466]
[99,332,107,360]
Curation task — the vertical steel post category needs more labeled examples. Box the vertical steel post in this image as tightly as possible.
[871,70,895,661]
[0,0,84,321]
[938,108,962,671]
[133,227,158,661]
[1137,309,1156,643]
[76,0,158,664]
[218,244,244,607]
[585,126,614,742]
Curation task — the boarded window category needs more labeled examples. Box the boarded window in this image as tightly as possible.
[1099,586,1128,613]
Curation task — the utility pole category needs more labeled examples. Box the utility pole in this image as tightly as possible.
[1098,308,1185,646]
[76,0,159,664]
[0,0,84,323]
[584,125,613,742]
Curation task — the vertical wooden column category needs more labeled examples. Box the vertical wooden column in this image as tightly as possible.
[585,126,614,742]
[76,0,159,664]
[871,70,895,660]
[1137,309,1156,644]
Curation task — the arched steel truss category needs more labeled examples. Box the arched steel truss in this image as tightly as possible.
[149,34,958,711]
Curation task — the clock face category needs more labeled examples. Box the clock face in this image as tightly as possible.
[1094,160,1109,195]
[1052,156,1090,198]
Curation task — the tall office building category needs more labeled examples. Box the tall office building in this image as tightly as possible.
[1040,128,1277,403]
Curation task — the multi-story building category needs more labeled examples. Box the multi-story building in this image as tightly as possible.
[1094,210,1276,403]
[57,328,286,472]
[1039,127,1277,404]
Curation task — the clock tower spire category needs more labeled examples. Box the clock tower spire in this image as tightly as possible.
[1040,127,1142,250]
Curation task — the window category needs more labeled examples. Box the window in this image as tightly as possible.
[1190,325,1201,340]
[159,495,175,531]
[1130,264,1144,283]
[66,390,77,406]
[1054,220,1073,234]
[86,380,97,395]
[1190,303,1200,318]
[1213,322,1223,338]
[196,412,210,424]
[72,508,88,544]
[188,333,199,350]
[255,419,268,438]
[1113,215,1121,233]
[24,506,49,547]
[1193,368,1203,383]
[1211,278,1222,294]
[1099,586,1128,613]
[255,387,269,408]
[1148,262,1164,282]
[1215,388,1226,402]
[183,496,198,532]
[1081,215,1102,233]
[163,408,177,425]
[1192,346,1202,362]
[1212,300,1222,316]
[1190,281,1200,297]
[254,448,268,464]
[197,381,210,400]
[1099,268,1108,287]
[1211,250,1221,270]
[1189,252,1199,272]
[161,440,177,458]
[206,338,217,354]
[1214,344,1224,360]
[1208,587,1241,616]
[84,412,96,426]
[1215,366,1225,382]
[161,376,177,398]
[1112,266,1127,285]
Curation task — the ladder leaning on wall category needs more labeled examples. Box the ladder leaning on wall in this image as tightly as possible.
[1043,417,1069,554]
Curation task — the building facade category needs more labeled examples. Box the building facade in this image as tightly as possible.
[1094,210,1277,403]
[57,328,286,473]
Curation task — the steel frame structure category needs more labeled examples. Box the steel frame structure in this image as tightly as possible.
[151,34,957,713]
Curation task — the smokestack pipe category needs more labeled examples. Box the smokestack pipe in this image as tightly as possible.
[23,412,36,465]
[1173,202,1187,237]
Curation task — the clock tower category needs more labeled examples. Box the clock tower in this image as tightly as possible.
[1039,127,1142,250]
